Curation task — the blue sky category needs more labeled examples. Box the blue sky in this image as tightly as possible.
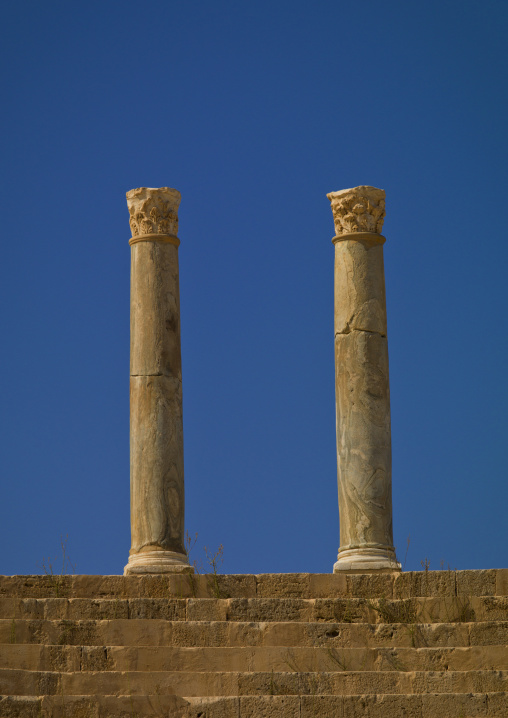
[1,1,507,576]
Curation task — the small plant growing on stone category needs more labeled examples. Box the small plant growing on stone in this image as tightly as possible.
[443,593,475,623]
[406,621,427,648]
[204,543,226,598]
[368,596,419,625]
[380,648,408,672]
[269,669,277,695]
[420,557,431,595]
[184,530,201,598]
[40,534,75,597]
[282,648,300,673]
[173,532,227,598]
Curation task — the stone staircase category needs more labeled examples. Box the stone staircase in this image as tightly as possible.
[0,570,506,717]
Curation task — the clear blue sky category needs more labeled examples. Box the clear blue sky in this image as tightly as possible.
[1,1,507,576]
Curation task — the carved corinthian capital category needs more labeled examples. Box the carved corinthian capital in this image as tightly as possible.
[126,187,181,238]
[327,186,385,236]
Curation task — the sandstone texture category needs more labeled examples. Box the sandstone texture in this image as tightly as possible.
[328,186,398,572]
[0,570,506,716]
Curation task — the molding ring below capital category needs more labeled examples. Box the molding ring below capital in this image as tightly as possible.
[332,232,386,246]
[129,233,180,247]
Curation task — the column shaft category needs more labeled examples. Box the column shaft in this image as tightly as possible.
[124,187,190,575]
[328,187,400,572]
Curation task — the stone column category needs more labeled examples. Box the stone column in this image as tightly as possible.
[327,186,400,572]
[124,187,190,575]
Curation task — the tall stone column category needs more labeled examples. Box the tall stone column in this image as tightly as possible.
[327,186,400,572]
[124,187,190,575]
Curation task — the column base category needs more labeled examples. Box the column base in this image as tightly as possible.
[124,550,193,576]
[333,546,401,573]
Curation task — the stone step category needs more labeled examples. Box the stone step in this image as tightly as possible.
[1,595,507,623]
[1,693,506,718]
[2,643,507,673]
[5,619,506,648]
[1,668,508,697]
[1,569,506,600]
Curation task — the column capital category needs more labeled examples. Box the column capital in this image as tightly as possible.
[126,187,181,241]
[327,186,385,238]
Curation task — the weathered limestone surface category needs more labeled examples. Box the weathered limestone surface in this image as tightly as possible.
[125,187,190,575]
[0,571,507,716]
[130,376,184,555]
[130,241,182,377]
[328,186,399,572]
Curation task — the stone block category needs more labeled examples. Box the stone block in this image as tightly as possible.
[421,692,487,716]
[256,574,311,598]
[170,620,228,647]
[226,621,265,647]
[59,620,101,647]
[393,571,456,599]
[6,575,71,599]
[127,598,187,620]
[40,694,190,718]
[342,693,422,717]
[0,598,17,619]
[456,570,497,597]
[240,695,301,717]
[473,596,508,622]
[80,645,111,672]
[47,645,80,672]
[166,573,203,598]
[0,696,43,718]
[227,598,311,623]
[138,574,179,598]
[0,668,60,696]
[0,644,40,672]
[301,695,344,717]
[335,670,411,694]
[469,621,508,645]
[312,598,373,624]
[300,622,350,648]
[309,573,348,598]
[66,598,128,620]
[204,573,254,599]
[495,569,508,596]
[469,671,508,693]
[486,691,508,716]
[186,598,228,622]
[346,573,395,599]
[41,599,69,620]
[417,622,470,647]
[71,575,132,598]
[184,697,240,718]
